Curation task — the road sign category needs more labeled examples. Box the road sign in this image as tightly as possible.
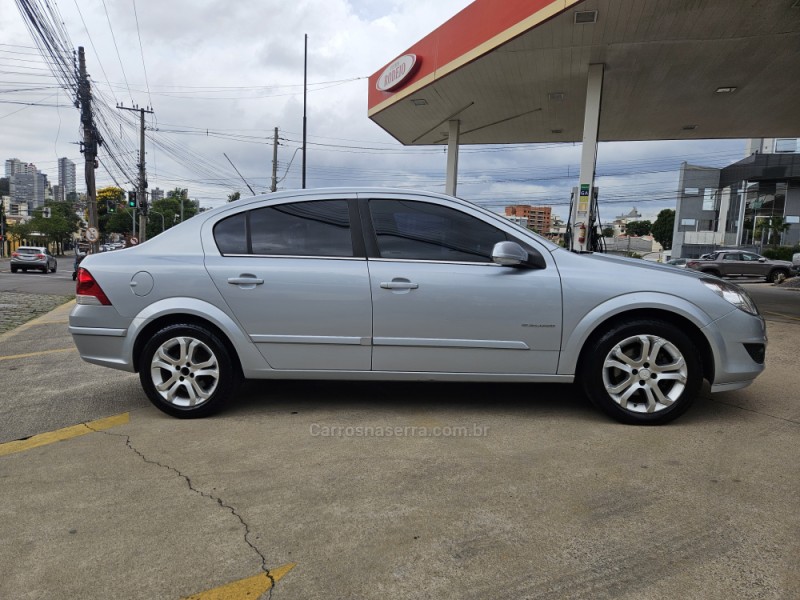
[129,237,139,246]
[86,227,99,242]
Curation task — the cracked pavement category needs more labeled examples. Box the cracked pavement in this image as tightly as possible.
[0,300,799,599]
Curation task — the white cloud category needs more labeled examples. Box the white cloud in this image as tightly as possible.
[1,0,747,218]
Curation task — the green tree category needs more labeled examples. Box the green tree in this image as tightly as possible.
[625,220,652,237]
[227,191,241,202]
[146,192,199,237]
[6,220,32,246]
[24,201,80,254]
[601,226,614,238]
[754,216,790,247]
[97,187,125,237]
[107,207,135,236]
[651,209,675,250]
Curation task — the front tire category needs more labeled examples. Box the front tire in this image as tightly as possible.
[139,323,239,418]
[581,319,702,425]
[767,269,788,283]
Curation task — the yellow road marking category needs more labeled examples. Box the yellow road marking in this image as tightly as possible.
[183,563,297,600]
[764,310,800,322]
[0,413,130,457]
[0,347,76,361]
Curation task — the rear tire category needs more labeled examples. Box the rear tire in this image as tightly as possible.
[580,319,702,425]
[139,323,239,418]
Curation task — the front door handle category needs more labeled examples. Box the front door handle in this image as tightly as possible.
[380,280,419,290]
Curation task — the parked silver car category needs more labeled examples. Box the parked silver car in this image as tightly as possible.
[69,188,767,424]
[10,246,57,273]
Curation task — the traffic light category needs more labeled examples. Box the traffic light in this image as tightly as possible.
[107,198,115,213]
[128,191,137,208]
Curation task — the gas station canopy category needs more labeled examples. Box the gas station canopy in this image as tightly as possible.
[368,0,800,146]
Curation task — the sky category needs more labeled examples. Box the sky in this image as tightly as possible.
[1,0,749,222]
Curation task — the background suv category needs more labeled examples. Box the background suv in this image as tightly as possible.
[10,246,57,273]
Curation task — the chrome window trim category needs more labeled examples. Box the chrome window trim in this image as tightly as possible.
[218,254,367,261]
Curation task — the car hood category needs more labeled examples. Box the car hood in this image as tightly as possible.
[563,251,708,279]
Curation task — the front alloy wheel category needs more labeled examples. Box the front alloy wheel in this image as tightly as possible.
[602,334,688,414]
[140,324,238,418]
[583,319,702,425]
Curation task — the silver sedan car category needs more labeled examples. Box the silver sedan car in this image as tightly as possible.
[69,188,767,424]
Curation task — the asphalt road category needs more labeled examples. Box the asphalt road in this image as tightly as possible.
[0,255,77,295]
[0,299,798,599]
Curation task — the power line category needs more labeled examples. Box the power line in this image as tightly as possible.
[100,0,133,103]
[130,0,153,109]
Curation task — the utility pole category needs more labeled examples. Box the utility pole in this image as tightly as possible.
[302,34,307,189]
[117,104,154,242]
[78,47,101,253]
[271,127,279,192]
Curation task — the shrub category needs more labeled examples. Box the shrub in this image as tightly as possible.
[762,245,800,261]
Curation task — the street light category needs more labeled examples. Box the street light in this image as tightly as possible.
[149,210,165,234]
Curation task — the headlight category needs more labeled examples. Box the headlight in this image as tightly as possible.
[701,278,759,315]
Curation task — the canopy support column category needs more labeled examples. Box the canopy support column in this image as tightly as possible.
[446,119,460,196]
[571,63,604,252]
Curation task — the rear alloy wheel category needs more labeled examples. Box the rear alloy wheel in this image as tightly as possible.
[582,319,702,425]
[139,323,239,418]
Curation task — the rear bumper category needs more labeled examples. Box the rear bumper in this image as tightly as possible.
[11,259,47,269]
[69,305,135,372]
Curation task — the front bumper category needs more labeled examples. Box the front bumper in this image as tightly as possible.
[703,308,767,392]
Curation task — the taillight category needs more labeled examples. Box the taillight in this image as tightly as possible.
[36,253,46,259]
[11,252,19,258]
[76,268,111,305]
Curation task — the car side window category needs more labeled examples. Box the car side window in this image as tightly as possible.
[214,212,248,255]
[368,199,507,262]
[250,200,353,257]
[722,253,740,261]
[214,200,353,257]
[741,253,759,261]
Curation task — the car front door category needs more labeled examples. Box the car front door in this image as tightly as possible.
[362,196,562,375]
[740,252,767,277]
[204,197,372,371]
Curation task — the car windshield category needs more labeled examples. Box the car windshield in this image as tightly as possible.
[17,247,42,253]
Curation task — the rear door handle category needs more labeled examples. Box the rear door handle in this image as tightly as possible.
[228,275,264,286]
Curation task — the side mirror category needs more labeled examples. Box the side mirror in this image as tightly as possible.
[492,241,528,266]
[758,257,766,262]
[491,241,546,269]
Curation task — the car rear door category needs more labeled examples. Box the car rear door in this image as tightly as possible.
[720,252,743,276]
[361,194,562,375]
[204,196,373,372]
